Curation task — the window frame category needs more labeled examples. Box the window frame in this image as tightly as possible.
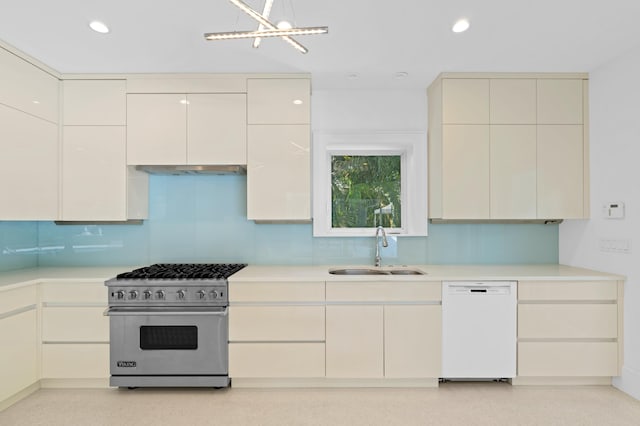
[313,132,427,237]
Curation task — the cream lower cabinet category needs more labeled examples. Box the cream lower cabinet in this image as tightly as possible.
[516,280,622,379]
[325,282,442,379]
[228,281,325,378]
[0,286,38,405]
[40,282,109,381]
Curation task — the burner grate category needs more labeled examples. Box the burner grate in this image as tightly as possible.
[116,263,247,280]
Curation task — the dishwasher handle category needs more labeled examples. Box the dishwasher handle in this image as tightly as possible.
[446,284,513,296]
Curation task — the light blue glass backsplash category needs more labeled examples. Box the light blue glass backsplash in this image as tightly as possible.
[0,176,559,268]
[0,221,39,271]
[33,175,558,267]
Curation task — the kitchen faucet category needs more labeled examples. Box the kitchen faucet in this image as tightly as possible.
[374,226,388,267]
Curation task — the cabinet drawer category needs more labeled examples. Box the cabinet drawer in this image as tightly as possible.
[41,282,108,304]
[42,307,109,342]
[518,304,617,339]
[229,281,324,302]
[229,306,324,341]
[42,343,110,379]
[0,285,37,315]
[326,282,441,302]
[518,342,618,377]
[0,309,37,402]
[518,281,617,301]
[229,343,324,378]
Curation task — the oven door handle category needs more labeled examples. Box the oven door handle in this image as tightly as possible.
[104,307,228,316]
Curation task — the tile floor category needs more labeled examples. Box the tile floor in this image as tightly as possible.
[1,383,640,426]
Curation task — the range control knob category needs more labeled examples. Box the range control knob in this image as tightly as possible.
[156,290,165,300]
[143,290,153,300]
[177,290,186,300]
[128,290,139,300]
[115,290,125,300]
[210,290,219,299]
[197,290,206,300]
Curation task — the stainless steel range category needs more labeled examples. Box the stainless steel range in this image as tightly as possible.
[104,263,246,388]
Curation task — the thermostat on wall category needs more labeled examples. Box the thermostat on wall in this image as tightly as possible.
[603,202,625,219]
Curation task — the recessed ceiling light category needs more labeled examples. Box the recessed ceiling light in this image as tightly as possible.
[292,99,303,105]
[347,73,359,80]
[452,18,470,33]
[32,100,40,104]
[179,99,190,105]
[394,72,408,79]
[89,21,110,34]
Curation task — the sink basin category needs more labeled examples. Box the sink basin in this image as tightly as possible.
[328,267,425,276]
[329,268,389,275]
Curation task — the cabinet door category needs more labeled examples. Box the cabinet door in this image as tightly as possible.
[127,94,187,165]
[0,309,37,402]
[442,79,489,124]
[537,125,584,218]
[384,305,441,378]
[442,125,490,219]
[0,104,58,220]
[63,80,126,125]
[490,125,537,219]
[490,79,536,124]
[61,126,128,220]
[247,79,310,124]
[537,79,583,124]
[247,124,311,221]
[187,94,247,164]
[326,305,383,378]
[0,46,59,123]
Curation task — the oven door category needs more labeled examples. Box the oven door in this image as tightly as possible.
[106,306,228,376]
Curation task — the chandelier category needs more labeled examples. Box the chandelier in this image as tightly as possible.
[204,0,329,54]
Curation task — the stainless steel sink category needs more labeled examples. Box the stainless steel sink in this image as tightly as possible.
[328,267,425,276]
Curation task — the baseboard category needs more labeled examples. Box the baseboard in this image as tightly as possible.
[511,377,612,386]
[40,378,109,389]
[231,378,439,388]
[613,366,640,400]
[0,382,40,412]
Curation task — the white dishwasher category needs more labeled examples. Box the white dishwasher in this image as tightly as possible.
[441,281,517,379]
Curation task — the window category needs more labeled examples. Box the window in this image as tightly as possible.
[313,132,427,237]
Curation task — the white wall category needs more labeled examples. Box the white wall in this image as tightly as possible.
[311,89,427,131]
[559,44,640,400]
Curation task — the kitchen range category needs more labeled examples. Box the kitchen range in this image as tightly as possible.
[104,263,246,388]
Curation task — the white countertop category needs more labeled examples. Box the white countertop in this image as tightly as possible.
[0,264,624,292]
[229,264,625,283]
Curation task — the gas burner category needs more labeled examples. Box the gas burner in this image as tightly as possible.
[116,263,247,280]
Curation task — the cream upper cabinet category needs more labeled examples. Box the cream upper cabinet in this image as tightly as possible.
[187,93,247,164]
[428,73,588,220]
[0,103,58,220]
[247,78,310,124]
[247,124,311,221]
[537,125,584,218]
[0,46,59,123]
[441,125,490,219]
[61,80,148,221]
[127,93,247,165]
[490,79,536,124]
[490,125,537,219]
[63,80,126,125]
[442,78,489,124]
[127,93,187,165]
[537,79,583,124]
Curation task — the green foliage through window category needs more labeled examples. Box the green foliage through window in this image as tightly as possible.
[331,155,402,228]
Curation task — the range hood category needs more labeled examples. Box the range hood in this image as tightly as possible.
[135,165,246,175]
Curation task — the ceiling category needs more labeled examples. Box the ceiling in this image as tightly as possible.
[2,0,640,89]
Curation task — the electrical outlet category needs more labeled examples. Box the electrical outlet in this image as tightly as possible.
[599,238,632,254]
